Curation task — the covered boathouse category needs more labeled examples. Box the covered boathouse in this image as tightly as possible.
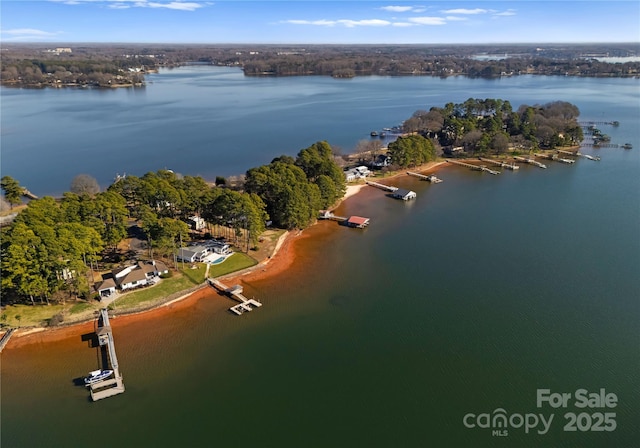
[392,188,417,200]
[346,216,370,228]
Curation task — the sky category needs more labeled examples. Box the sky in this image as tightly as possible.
[1,1,639,44]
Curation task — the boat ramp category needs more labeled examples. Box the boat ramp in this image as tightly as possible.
[407,171,443,182]
[209,278,262,315]
[88,309,125,401]
[514,156,547,169]
[445,159,500,175]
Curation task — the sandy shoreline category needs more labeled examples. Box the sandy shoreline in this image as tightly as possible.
[4,160,450,348]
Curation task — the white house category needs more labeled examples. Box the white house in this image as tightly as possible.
[177,245,209,263]
[345,165,371,182]
[106,260,169,293]
[188,215,207,231]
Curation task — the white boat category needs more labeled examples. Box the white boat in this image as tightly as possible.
[84,369,113,385]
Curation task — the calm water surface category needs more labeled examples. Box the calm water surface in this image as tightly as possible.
[1,70,639,447]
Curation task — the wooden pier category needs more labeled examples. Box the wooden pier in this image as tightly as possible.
[558,149,600,161]
[514,156,547,169]
[0,328,16,353]
[478,158,520,170]
[89,309,125,401]
[534,153,575,164]
[581,142,629,149]
[406,171,443,182]
[21,188,38,200]
[365,180,398,192]
[209,279,262,315]
[445,159,500,175]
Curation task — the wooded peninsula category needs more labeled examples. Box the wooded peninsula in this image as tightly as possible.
[1,43,638,88]
[1,98,585,323]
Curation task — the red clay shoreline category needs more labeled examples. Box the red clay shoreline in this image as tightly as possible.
[4,161,449,349]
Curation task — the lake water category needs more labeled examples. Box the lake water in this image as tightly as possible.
[1,69,639,447]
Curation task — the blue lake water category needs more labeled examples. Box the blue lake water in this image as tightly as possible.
[1,69,639,447]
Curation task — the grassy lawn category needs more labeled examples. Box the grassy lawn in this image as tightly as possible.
[69,302,95,315]
[111,274,196,310]
[208,252,257,278]
[1,303,66,327]
[179,263,207,284]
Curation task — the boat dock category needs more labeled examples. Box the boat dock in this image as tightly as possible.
[89,309,125,401]
[514,156,547,169]
[365,180,398,192]
[478,158,520,170]
[21,188,38,200]
[445,159,500,175]
[535,153,575,164]
[558,149,600,161]
[581,142,631,149]
[0,328,16,353]
[406,171,443,182]
[209,279,262,315]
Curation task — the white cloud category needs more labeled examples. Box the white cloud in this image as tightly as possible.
[380,6,414,12]
[1,28,62,41]
[50,0,207,11]
[494,9,517,17]
[441,8,488,15]
[408,16,447,26]
[380,5,427,13]
[283,19,391,28]
[3,28,57,36]
[445,16,468,21]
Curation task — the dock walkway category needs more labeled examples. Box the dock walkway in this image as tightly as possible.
[365,180,398,192]
[514,156,547,169]
[478,158,519,170]
[89,309,125,401]
[558,149,600,161]
[209,279,262,315]
[445,159,500,175]
[406,171,443,182]
[0,328,16,353]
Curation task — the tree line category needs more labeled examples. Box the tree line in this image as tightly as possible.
[2,43,638,88]
[401,98,584,155]
[1,141,345,306]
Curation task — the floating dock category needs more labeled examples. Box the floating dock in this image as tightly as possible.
[514,156,547,169]
[89,309,125,401]
[478,158,520,170]
[445,159,500,175]
[407,171,443,182]
[365,180,398,192]
[209,279,262,315]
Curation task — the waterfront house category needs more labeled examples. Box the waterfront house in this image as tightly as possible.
[393,189,417,201]
[345,165,372,182]
[176,245,209,263]
[111,260,169,291]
